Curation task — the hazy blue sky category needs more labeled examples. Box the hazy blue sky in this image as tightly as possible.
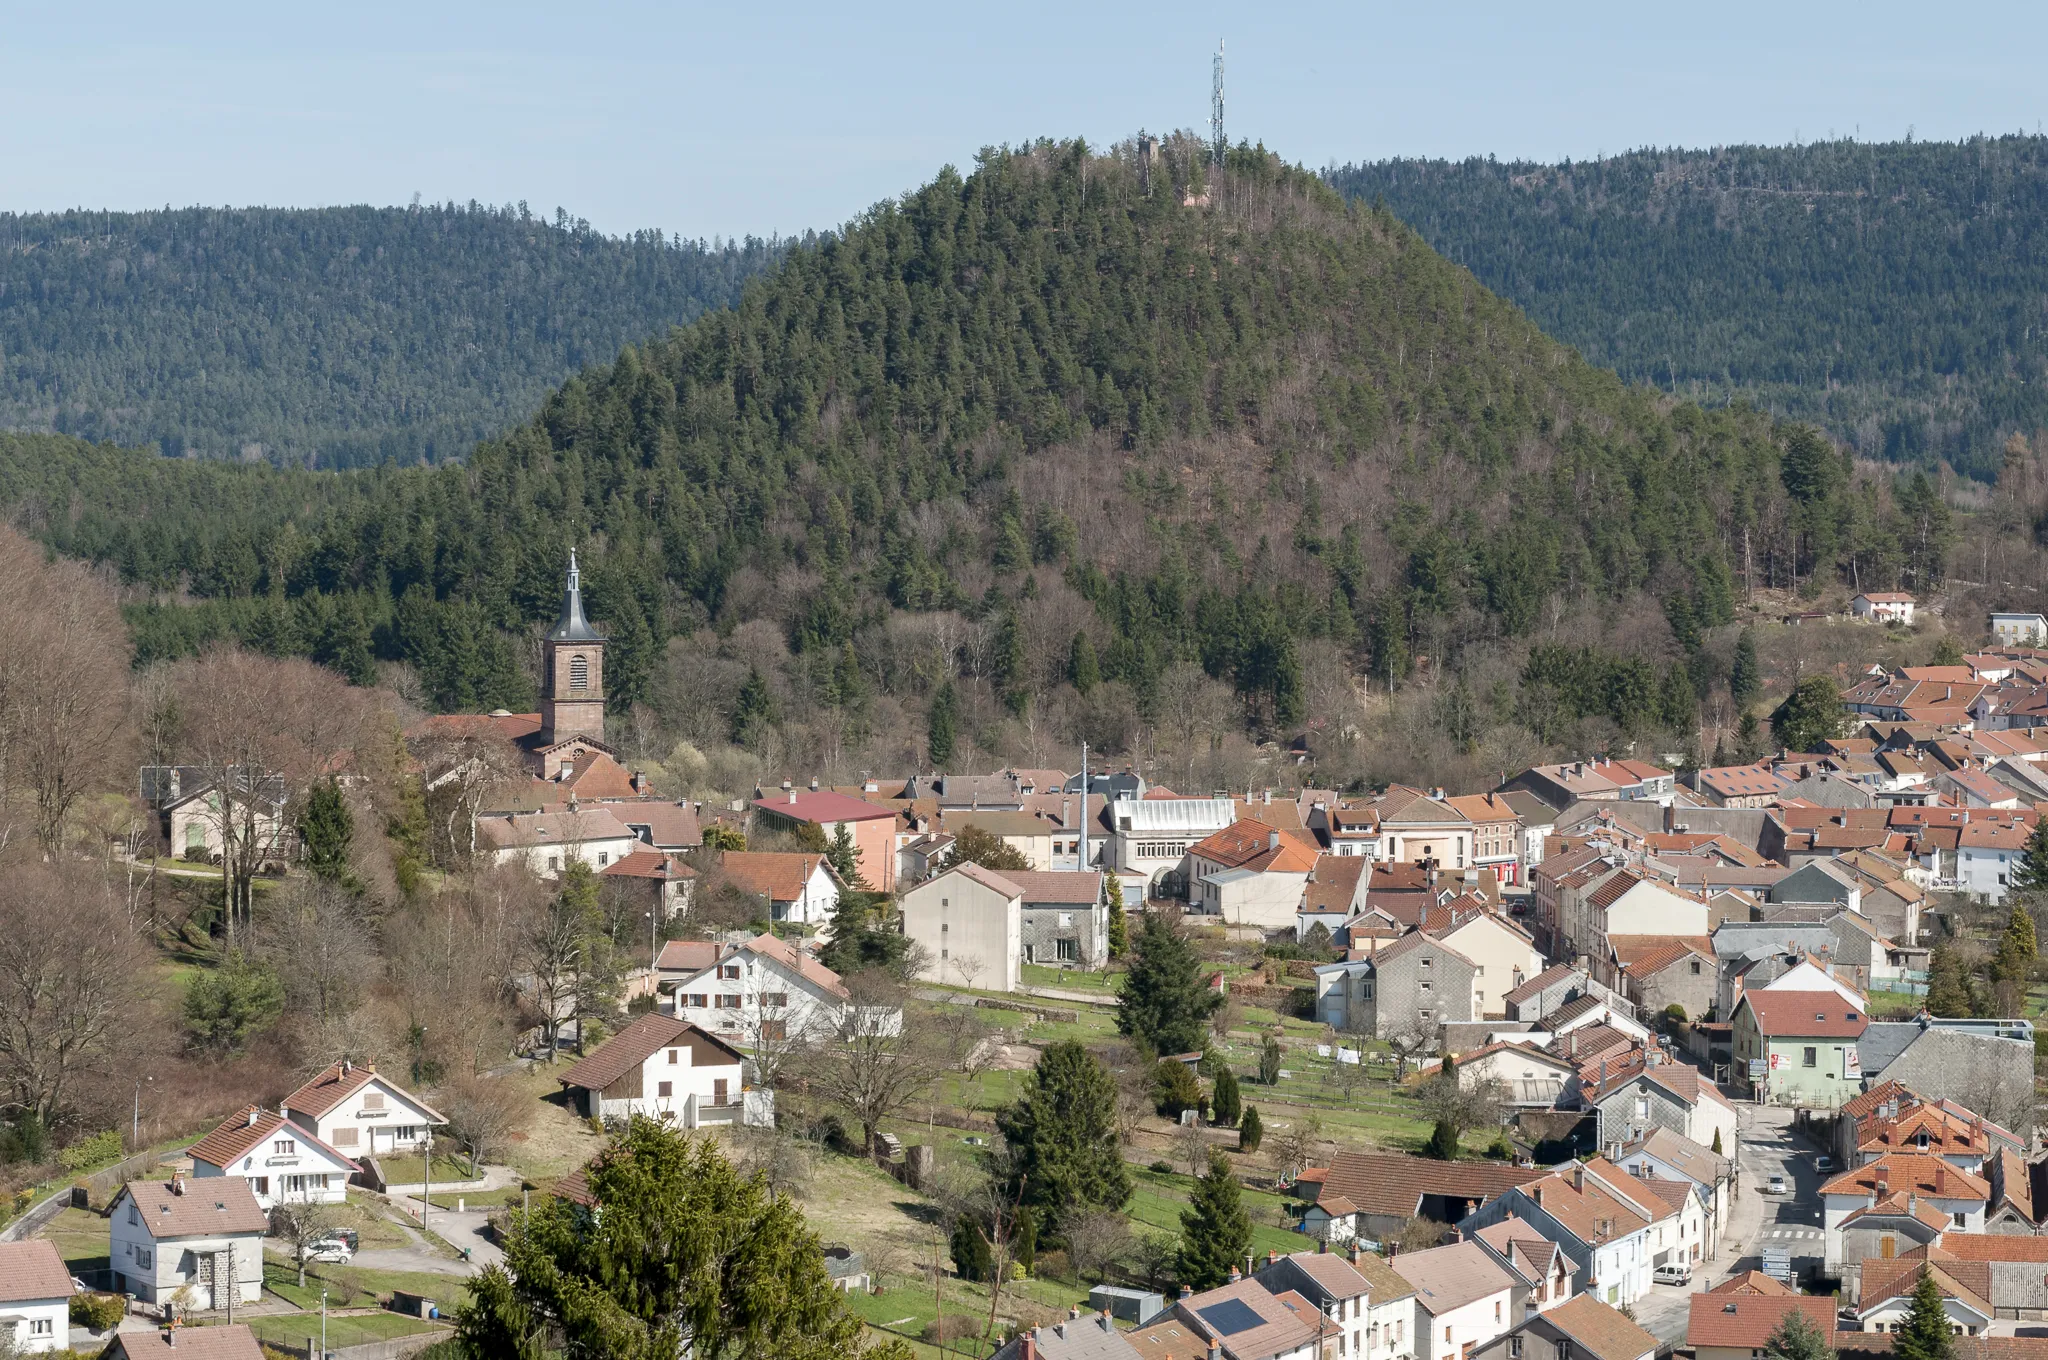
[10,1,2045,239]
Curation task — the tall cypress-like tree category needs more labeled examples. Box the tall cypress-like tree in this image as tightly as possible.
[1761,1305,1836,1360]
[1994,904,2038,984]
[1178,1152,1253,1291]
[1104,874,1128,958]
[1925,942,1978,1019]
[1117,912,1221,1056]
[996,1041,1132,1237]
[1771,674,1844,753]
[1238,1104,1263,1152]
[1210,1068,1242,1128]
[1730,628,1761,714]
[731,667,777,749]
[927,681,960,769]
[1892,1269,1956,1360]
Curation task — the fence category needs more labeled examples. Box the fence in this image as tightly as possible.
[290,1328,453,1360]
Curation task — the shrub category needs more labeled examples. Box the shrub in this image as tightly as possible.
[1485,1135,1515,1161]
[1153,1059,1204,1117]
[923,1316,980,1344]
[71,1293,126,1331]
[59,1129,123,1173]
[1033,1249,1071,1282]
[1148,1160,1173,1174]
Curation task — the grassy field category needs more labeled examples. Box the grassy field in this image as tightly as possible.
[245,1311,443,1349]
[374,1152,478,1186]
[262,1258,472,1314]
[39,1206,109,1277]
[1020,964,1124,994]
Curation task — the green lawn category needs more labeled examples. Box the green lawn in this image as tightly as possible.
[38,1206,109,1276]
[245,1312,444,1349]
[263,1258,471,1314]
[375,1152,481,1186]
[1124,1165,1304,1256]
[1020,964,1124,994]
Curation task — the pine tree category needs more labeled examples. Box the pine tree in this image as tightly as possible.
[1238,1105,1263,1153]
[1730,628,1761,713]
[1104,874,1128,957]
[298,778,354,883]
[995,1040,1132,1237]
[2014,818,2048,896]
[730,667,777,749]
[1772,674,1845,753]
[1426,1119,1461,1160]
[950,1213,992,1283]
[1210,1068,1242,1128]
[1069,631,1100,695]
[1177,1152,1253,1292]
[1116,912,1221,1056]
[1892,1269,1956,1360]
[1930,634,1966,668]
[927,681,959,769]
[1258,1035,1283,1085]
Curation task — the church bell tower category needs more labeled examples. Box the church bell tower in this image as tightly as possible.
[540,550,606,745]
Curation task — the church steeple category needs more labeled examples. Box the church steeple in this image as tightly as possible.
[540,549,606,747]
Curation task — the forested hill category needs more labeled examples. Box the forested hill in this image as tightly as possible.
[0,137,1947,776]
[1329,136,2048,479]
[0,204,781,467]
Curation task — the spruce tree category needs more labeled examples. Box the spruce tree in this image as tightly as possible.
[1258,1035,1283,1086]
[1925,942,1978,1019]
[1711,1128,1724,1156]
[730,667,777,749]
[1238,1105,1263,1153]
[1426,1118,1461,1160]
[1772,674,1845,753]
[1104,874,1128,958]
[1892,1269,1955,1360]
[1116,912,1221,1056]
[1762,1303,1836,1360]
[927,681,960,769]
[1930,634,1966,668]
[995,1041,1132,1236]
[950,1213,992,1283]
[1736,710,1768,763]
[1069,631,1100,695]
[1177,1153,1253,1291]
[2014,818,2048,896]
[1730,628,1761,714]
[825,822,869,891]
[1211,1068,1242,1128]
[298,778,354,883]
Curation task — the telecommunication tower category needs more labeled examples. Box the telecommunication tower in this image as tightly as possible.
[1210,40,1226,163]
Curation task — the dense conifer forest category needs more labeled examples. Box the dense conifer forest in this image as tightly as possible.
[1329,135,2048,479]
[0,204,781,467]
[0,137,2030,789]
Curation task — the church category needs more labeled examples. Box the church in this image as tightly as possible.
[412,552,702,898]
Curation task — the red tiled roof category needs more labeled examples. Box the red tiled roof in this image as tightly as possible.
[1687,1294,1836,1349]
[117,1177,268,1239]
[751,790,896,823]
[1740,989,1869,1039]
[1710,1270,1795,1296]
[555,1014,745,1093]
[717,851,830,903]
[0,1240,73,1304]
[284,1061,443,1124]
[1189,818,1320,873]
[1545,1295,1660,1360]
[188,1106,359,1175]
[108,1325,267,1360]
[1820,1153,1989,1203]
[1313,1151,1539,1220]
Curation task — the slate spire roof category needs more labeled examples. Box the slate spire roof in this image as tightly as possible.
[547,548,605,643]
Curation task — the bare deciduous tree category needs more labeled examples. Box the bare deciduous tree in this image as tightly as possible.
[798,977,936,1153]
[270,1199,340,1287]
[1062,1208,1132,1284]
[434,1075,528,1175]
[0,863,148,1127]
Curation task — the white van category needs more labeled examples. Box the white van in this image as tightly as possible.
[1653,1262,1692,1286]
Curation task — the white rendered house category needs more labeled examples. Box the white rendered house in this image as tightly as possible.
[188,1107,357,1208]
[281,1059,445,1161]
[666,933,902,1046]
[109,1175,266,1308]
[555,1013,771,1128]
[0,1241,73,1352]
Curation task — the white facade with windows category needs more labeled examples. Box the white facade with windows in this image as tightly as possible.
[189,1107,356,1209]
[282,1061,446,1162]
[0,1242,72,1354]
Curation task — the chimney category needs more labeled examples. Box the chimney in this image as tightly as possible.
[1228,1267,1241,1284]
[1101,1309,1113,1330]
[1070,1307,1081,1321]
[1349,1240,1363,1264]
[1246,1252,1256,1278]
[1532,1184,1543,1205]
[1269,831,1281,851]
[787,790,798,805]
[810,776,820,791]
[1937,1166,1948,1194]
[363,1059,374,1074]
[171,1172,184,1197]
[1570,1164,1585,1193]
[1021,1334,1037,1360]
[1268,1250,1279,1266]
[632,771,650,795]
[1180,1284,1193,1301]
[246,1107,259,1127]
[1209,1342,1222,1360]
[1264,789,1273,805]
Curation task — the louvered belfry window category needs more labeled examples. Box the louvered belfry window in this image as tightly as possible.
[570,654,590,690]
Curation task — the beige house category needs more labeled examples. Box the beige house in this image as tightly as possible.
[1436,910,1545,1018]
[109,1175,266,1308]
[475,806,639,876]
[900,862,1024,991]
[937,811,1057,872]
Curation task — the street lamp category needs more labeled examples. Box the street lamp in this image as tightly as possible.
[132,1076,153,1150]
[320,1289,328,1360]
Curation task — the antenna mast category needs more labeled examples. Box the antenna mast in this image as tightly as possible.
[1210,40,1226,164]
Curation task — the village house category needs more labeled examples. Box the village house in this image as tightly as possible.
[1468,1295,1658,1360]
[1991,613,2048,647]
[1686,1291,1835,1360]
[281,1059,444,1162]
[475,805,639,876]
[899,861,1024,992]
[109,1174,266,1309]
[664,933,901,1045]
[1616,1127,1736,1244]
[0,1241,74,1353]
[1445,793,1526,884]
[1821,1155,1991,1275]
[1458,1160,1671,1307]
[1732,989,1870,1108]
[1852,592,1918,625]
[1607,936,1715,1021]
[1135,1274,1330,1360]
[1499,759,1675,813]
[1315,929,1478,1043]
[105,1327,267,1360]
[1185,819,1320,929]
[1430,1042,1579,1109]
[1580,1052,1740,1162]
[750,788,899,892]
[140,767,291,867]
[713,850,842,925]
[1854,1257,1994,1336]
[187,1106,357,1209]
[1252,1243,1414,1360]
[1010,871,1108,968]
[1435,909,1545,1019]
[1561,872,1708,980]
[1469,1218,1582,1317]
[1297,855,1371,941]
[1392,1240,1519,1360]
[555,1013,770,1128]
[596,847,695,921]
[1297,1151,1541,1246]
[1858,1236,2048,1320]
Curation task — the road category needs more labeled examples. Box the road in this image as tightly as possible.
[1627,1098,1829,1345]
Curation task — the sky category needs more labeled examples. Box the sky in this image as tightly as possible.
[9,0,2047,240]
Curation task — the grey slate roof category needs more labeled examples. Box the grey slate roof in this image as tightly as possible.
[546,551,605,643]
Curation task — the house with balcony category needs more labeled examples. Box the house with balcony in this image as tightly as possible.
[554,1014,770,1128]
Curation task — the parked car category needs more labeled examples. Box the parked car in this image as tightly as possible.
[1653,1262,1693,1286]
[307,1240,354,1264]
[1766,1174,1788,1195]
[1815,1155,1834,1172]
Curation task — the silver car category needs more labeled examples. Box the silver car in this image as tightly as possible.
[1765,1174,1788,1195]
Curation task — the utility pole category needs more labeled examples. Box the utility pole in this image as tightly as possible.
[1078,742,1089,872]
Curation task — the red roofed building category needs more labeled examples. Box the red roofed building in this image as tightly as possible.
[1732,990,1870,1109]
[749,787,899,891]
[1186,819,1320,930]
